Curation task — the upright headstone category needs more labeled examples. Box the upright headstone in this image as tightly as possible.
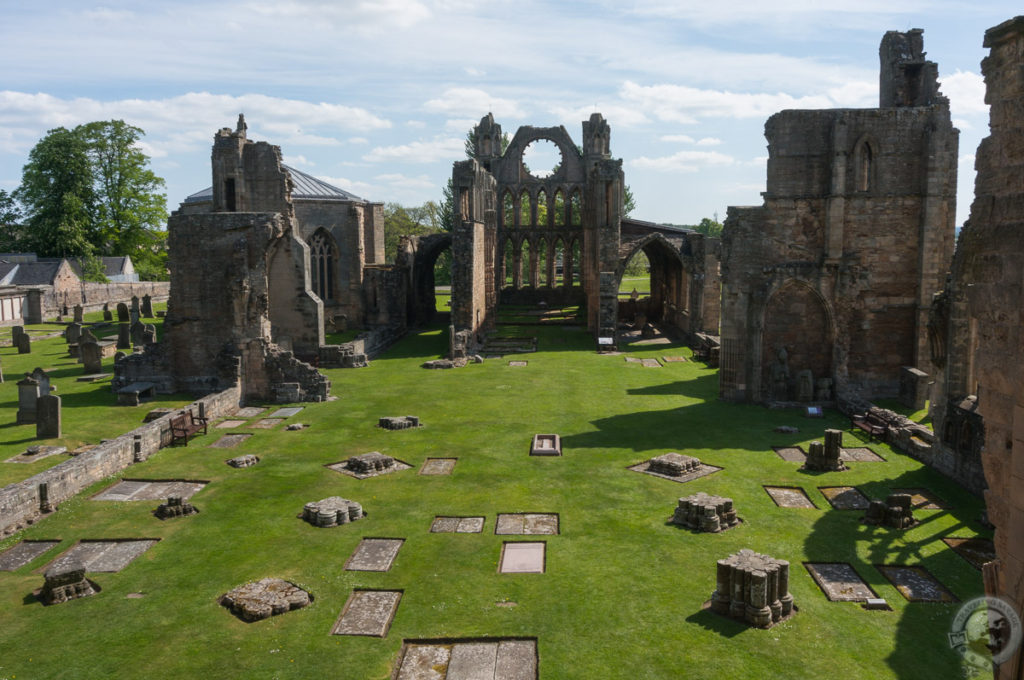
[66,322,82,345]
[80,340,103,373]
[16,376,40,424]
[141,294,154,318]
[79,328,97,345]
[117,323,131,349]
[36,393,61,439]
[73,304,83,323]
[102,302,113,322]
[116,302,129,322]
[142,323,157,345]
[11,325,24,346]
[28,367,52,395]
[130,320,145,346]
[16,333,30,354]
[130,296,140,325]
[795,369,814,402]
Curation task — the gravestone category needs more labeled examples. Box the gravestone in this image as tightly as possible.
[27,367,52,395]
[116,302,129,322]
[79,328,97,345]
[66,322,82,345]
[141,294,154,318]
[142,323,157,345]
[73,304,83,323]
[116,323,131,349]
[36,394,61,439]
[16,376,40,424]
[80,340,103,373]
[130,320,145,346]
[113,350,127,363]
[130,295,140,319]
[710,549,794,628]
[16,332,30,354]
[11,325,24,346]
[102,302,112,321]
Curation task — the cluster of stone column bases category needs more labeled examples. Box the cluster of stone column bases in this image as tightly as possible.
[862,494,916,530]
[802,429,847,472]
[220,578,312,622]
[302,497,365,528]
[41,561,98,605]
[154,496,198,520]
[711,550,795,628]
[671,492,739,533]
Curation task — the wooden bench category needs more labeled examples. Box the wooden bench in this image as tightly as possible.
[169,409,208,447]
[852,412,889,442]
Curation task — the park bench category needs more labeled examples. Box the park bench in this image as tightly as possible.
[169,408,208,446]
[851,411,890,442]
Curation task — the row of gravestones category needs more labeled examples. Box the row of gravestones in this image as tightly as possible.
[62,295,156,325]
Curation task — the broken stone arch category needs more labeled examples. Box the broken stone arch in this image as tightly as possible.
[406,232,452,325]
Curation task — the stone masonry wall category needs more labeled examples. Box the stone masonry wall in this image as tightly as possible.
[0,385,240,537]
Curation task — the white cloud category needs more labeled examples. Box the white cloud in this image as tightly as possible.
[464,67,486,77]
[374,173,436,190]
[940,70,988,117]
[631,150,736,172]
[406,120,426,129]
[348,136,369,144]
[696,137,722,147]
[660,134,695,143]
[444,118,478,133]
[318,175,377,198]
[423,88,527,118]
[549,103,649,128]
[362,137,465,163]
[620,81,844,122]
[246,0,431,31]
[285,154,314,167]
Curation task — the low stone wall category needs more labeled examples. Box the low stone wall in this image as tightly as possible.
[319,325,405,368]
[25,281,170,323]
[0,385,240,537]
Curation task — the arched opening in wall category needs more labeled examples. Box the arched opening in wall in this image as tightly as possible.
[854,137,874,193]
[503,191,515,228]
[538,240,549,287]
[553,238,565,287]
[553,190,565,227]
[571,239,581,286]
[522,139,563,179]
[617,237,684,329]
[761,282,833,402]
[309,229,336,303]
[504,238,516,288]
[570,190,582,226]
[520,190,532,228]
[536,189,548,227]
[520,240,532,289]
[433,246,453,314]
[408,233,453,326]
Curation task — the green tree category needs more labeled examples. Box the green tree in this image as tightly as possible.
[0,189,25,251]
[464,128,510,159]
[78,120,168,276]
[623,185,636,218]
[694,216,723,237]
[382,202,444,263]
[15,126,96,257]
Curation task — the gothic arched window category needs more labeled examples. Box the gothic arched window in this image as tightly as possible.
[309,230,336,302]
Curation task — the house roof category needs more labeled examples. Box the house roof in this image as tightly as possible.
[8,260,64,285]
[183,164,365,204]
[64,256,132,279]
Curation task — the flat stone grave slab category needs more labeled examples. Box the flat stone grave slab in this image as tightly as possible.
[216,419,248,429]
[819,486,871,510]
[234,406,266,418]
[662,356,688,363]
[530,434,561,456]
[640,358,662,367]
[6,445,68,464]
[805,563,876,601]
[890,487,949,509]
[76,373,111,382]
[395,639,537,680]
[431,516,485,533]
[420,458,457,475]
[499,542,546,573]
[840,447,886,462]
[876,565,958,602]
[628,458,722,484]
[209,433,252,448]
[269,407,303,418]
[773,446,806,462]
[942,537,997,570]
[250,418,283,429]
[495,513,559,535]
[0,540,60,571]
[345,538,404,572]
[46,539,158,572]
[92,479,206,502]
[508,360,528,367]
[624,356,642,363]
[764,486,817,509]
[332,590,402,637]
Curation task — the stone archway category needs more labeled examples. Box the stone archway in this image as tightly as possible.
[761,281,833,401]
[406,232,452,326]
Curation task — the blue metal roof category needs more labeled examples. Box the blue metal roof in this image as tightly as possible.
[183,164,365,204]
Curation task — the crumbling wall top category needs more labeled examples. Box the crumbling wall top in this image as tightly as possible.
[879,29,945,108]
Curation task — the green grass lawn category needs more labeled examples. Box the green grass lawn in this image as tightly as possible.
[619,275,651,298]
[0,323,989,679]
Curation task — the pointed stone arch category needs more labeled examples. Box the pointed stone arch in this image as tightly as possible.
[308,228,337,303]
[760,280,835,401]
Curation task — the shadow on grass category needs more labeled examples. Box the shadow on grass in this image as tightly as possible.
[684,605,746,638]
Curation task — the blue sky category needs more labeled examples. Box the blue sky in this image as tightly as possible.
[0,1,1016,226]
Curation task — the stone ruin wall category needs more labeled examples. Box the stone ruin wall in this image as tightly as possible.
[933,18,1024,678]
[719,30,957,404]
[450,158,498,346]
[0,385,240,537]
[24,281,170,323]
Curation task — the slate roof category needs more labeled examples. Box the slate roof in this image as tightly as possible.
[7,261,63,285]
[183,165,365,204]
[65,256,131,279]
